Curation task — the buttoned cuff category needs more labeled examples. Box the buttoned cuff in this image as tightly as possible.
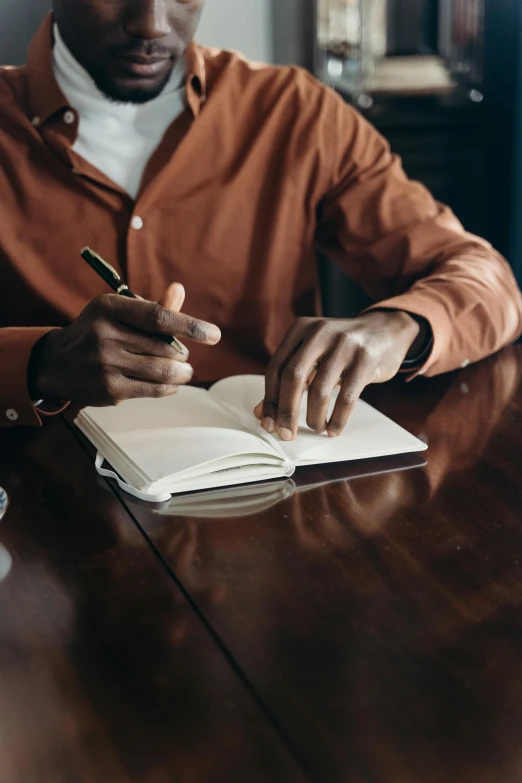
[0,327,68,428]
[364,292,453,379]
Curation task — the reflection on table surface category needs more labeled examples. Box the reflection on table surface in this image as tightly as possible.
[124,345,522,783]
[0,416,306,782]
[155,453,427,519]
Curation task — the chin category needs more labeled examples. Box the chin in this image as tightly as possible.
[94,70,174,105]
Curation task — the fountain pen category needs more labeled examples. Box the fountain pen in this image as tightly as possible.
[80,246,186,355]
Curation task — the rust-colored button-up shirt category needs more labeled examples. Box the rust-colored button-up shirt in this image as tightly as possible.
[1,15,522,429]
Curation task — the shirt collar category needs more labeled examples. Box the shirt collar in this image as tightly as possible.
[185,41,207,116]
[26,13,206,126]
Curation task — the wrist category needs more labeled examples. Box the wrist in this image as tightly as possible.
[360,309,430,372]
[363,309,420,346]
[27,330,62,400]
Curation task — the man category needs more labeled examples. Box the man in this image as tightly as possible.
[1,0,521,441]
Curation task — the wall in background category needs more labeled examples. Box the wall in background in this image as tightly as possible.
[271,0,315,68]
[0,0,49,65]
[196,0,273,62]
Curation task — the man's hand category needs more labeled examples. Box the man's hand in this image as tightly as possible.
[29,283,221,406]
[254,311,423,440]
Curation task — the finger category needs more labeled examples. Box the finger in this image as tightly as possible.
[253,401,263,420]
[306,351,348,433]
[159,282,185,312]
[276,341,328,441]
[327,354,374,437]
[101,373,180,405]
[120,354,194,386]
[100,295,221,345]
[122,378,180,401]
[306,367,317,388]
[262,321,308,431]
[109,323,191,363]
[156,284,189,361]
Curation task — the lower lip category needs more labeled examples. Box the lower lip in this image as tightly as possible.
[116,58,169,77]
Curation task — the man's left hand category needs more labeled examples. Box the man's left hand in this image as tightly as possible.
[254,311,422,441]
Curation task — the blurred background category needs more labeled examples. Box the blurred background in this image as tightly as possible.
[1,0,522,313]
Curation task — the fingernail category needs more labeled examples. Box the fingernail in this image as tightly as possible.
[327,429,339,438]
[279,427,294,442]
[181,363,194,379]
[207,325,221,344]
[262,417,275,433]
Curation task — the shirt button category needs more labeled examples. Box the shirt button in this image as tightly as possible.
[131,215,144,230]
[5,409,18,422]
[31,116,41,127]
[63,110,76,125]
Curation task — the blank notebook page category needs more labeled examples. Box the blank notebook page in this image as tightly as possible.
[210,375,427,464]
[81,387,281,482]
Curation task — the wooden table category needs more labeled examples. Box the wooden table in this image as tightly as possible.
[1,345,522,783]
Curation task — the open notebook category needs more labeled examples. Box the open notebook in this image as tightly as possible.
[75,374,427,502]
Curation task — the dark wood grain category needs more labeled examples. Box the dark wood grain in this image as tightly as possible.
[0,417,308,783]
[121,345,522,783]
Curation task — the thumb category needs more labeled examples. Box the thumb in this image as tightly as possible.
[159,282,185,312]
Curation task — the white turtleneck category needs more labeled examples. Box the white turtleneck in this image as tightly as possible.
[52,24,187,199]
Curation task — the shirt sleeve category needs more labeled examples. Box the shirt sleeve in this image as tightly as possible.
[314,93,522,377]
[0,327,69,428]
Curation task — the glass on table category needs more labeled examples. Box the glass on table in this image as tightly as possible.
[0,487,7,521]
[0,488,12,582]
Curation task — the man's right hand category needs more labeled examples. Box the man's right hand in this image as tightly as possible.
[28,286,221,406]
